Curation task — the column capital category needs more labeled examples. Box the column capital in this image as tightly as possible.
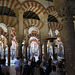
[43,39,47,43]
[18,9,24,14]
[16,37,23,44]
[7,26,11,32]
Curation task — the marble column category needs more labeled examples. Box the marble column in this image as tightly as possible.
[18,11,24,36]
[3,38,6,59]
[24,28,28,59]
[39,43,42,61]
[3,45,6,59]
[7,27,12,66]
[25,44,28,59]
[22,44,25,57]
[16,11,24,57]
[17,39,23,57]
[16,44,18,57]
[28,46,30,59]
[44,40,47,61]
[52,42,56,59]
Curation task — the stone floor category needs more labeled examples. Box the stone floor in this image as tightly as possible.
[9,66,16,75]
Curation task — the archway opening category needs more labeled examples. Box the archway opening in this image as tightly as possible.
[29,36,39,61]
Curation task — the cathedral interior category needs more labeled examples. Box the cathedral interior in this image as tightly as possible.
[0,0,75,75]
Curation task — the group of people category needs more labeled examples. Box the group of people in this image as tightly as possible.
[0,59,10,75]
[14,55,66,75]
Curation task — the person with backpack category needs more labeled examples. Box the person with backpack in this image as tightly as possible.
[31,60,45,75]
[1,59,10,75]
[22,60,31,75]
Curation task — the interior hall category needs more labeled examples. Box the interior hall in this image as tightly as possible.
[0,0,75,75]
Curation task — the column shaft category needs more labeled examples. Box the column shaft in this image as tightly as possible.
[61,15,75,75]
[39,44,42,61]
[16,11,24,57]
[44,41,47,61]
[8,47,10,66]
[18,11,24,36]
[7,27,12,66]
[17,41,22,57]
[25,44,28,59]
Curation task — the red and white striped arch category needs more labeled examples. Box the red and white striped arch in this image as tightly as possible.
[12,38,17,45]
[22,1,46,16]
[31,30,38,34]
[23,19,43,29]
[30,39,39,44]
[0,35,4,43]
[0,27,8,39]
[11,28,16,39]
[28,33,40,41]
[0,15,18,27]
[45,6,55,14]
[0,0,21,10]
[45,6,59,19]
[0,24,16,40]
[0,26,16,40]
[48,22,63,31]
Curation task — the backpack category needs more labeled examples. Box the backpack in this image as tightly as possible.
[22,65,31,75]
[31,67,45,75]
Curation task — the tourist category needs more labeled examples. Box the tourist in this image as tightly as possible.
[30,57,36,69]
[31,60,45,75]
[1,59,10,75]
[49,65,60,75]
[45,59,52,75]
[22,60,31,75]
[14,57,21,75]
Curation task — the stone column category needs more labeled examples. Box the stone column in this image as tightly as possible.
[25,44,28,59]
[28,45,30,59]
[17,39,23,57]
[24,28,28,59]
[52,42,56,59]
[53,0,75,74]
[3,45,6,59]
[16,44,18,57]
[39,43,42,61]
[18,11,24,36]
[22,44,25,57]
[16,11,24,57]
[3,37,6,59]
[44,40,47,61]
[61,15,75,75]
[7,27,12,66]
